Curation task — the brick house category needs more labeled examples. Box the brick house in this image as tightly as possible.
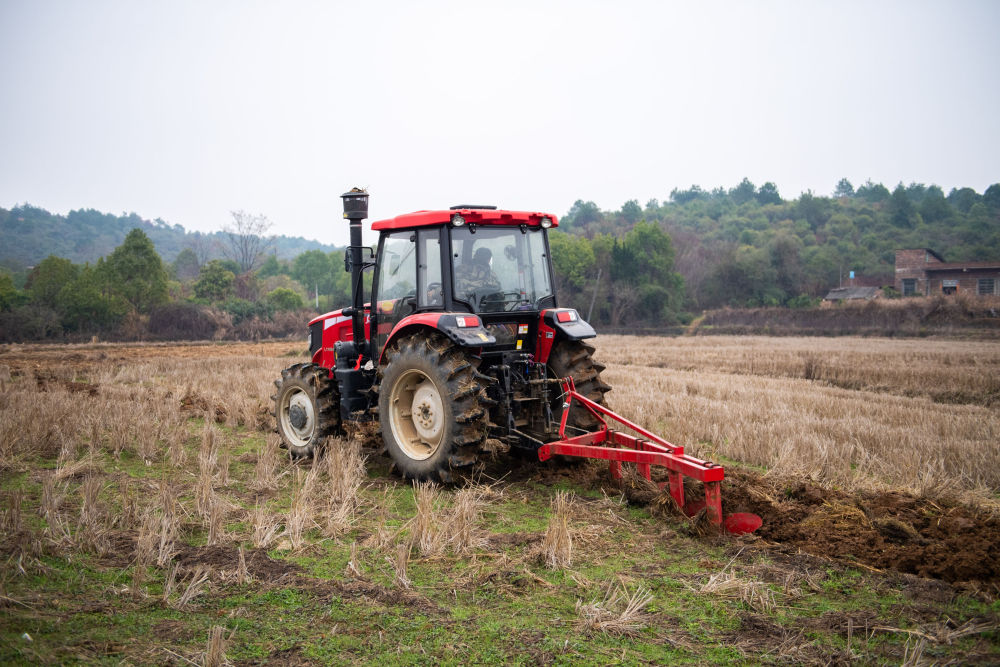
[895,249,1000,296]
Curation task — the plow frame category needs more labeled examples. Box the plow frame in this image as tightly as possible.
[536,378,724,525]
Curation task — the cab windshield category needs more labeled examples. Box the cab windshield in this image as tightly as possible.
[450,226,553,313]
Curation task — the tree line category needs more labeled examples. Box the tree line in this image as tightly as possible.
[555,178,1000,324]
[1,177,997,341]
[0,223,356,342]
[0,205,335,271]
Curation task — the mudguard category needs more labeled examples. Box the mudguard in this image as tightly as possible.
[378,312,496,364]
[536,308,596,364]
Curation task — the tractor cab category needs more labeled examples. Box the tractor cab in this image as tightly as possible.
[368,207,569,365]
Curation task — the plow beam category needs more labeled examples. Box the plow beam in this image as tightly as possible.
[537,378,760,535]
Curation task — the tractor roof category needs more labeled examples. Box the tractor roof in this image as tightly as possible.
[371,209,559,231]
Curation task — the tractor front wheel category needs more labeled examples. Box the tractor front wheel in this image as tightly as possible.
[378,332,489,482]
[272,363,340,459]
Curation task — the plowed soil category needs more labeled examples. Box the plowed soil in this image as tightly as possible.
[518,459,1000,591]
[722,469,1000,589]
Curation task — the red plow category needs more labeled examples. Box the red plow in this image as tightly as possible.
[537,378,762,536]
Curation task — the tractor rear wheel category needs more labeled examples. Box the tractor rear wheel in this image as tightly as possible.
[272,363,341,459]
[547,340,612,433]
[378,332,489,482]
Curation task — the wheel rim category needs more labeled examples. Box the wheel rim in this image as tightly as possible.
[280,387,316,449]
[389,369,444,461]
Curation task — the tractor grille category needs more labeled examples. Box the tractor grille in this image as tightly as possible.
[309,322,322,357]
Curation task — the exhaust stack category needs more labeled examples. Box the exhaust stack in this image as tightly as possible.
[340,188,369,359]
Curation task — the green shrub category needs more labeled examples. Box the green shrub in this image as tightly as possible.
[266,287,304,312]
[222,298,273,325]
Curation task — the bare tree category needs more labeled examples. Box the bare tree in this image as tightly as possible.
[609,282,640,328]
[223,211,274,273]
[187,232,218,266]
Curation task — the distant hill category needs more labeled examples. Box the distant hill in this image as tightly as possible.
[0,204,338,271]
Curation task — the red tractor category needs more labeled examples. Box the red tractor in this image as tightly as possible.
[274,189,759,534]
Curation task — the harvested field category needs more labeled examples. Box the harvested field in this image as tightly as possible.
[0,336,998,664]
[599,335,1000,497]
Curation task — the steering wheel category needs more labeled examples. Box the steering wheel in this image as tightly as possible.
[392,292,418,319]
[477,289,523,312]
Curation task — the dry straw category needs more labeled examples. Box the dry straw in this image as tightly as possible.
[285,469,314,550]
[251,434,281,492]
[203,625,229,667]
[167,426,187,467]
[117,476,138,530]
[594,334,1000,498]
[392,543,411,589]
[172,566,211,609]
[409,481,443,556]
[542,491,573,569]
[135,508,158,568]
[444,486,485,555]
[697,549,776,613]
[162,563,179,605]
[216,446,231,487]
[250,500,280,550]
[323,438,366,535]
[576,583,654,637]
[157,481,180,567]
[345,541,363,578]
[206,492,225,546]
[236,547,251,585]
[1,490,23,534]
[39,475,64,524]
[196,423,218,518]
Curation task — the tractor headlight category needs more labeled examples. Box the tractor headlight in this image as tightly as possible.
[540,217,553,228]
[451,214,466,227]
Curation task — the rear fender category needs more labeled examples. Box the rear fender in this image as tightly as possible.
[535,308,596,364]
[378,313,497,364]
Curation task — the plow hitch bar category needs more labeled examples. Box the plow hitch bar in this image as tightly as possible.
[537,378,761,536]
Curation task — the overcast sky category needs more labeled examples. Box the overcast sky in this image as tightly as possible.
[1,0,998,246]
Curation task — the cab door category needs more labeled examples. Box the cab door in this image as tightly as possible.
[372,231,416,356]
[372,228,443,356]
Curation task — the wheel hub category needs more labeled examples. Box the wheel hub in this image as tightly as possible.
[389,370,446,461]
[411,384,443,441]
[289,404,308,430]
[282,390,316,446]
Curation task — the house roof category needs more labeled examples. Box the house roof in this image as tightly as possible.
[823,286,881,300]
[922,261,1000,272]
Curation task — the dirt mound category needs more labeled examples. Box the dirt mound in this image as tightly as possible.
[723,469,1000,589]
[31,369,99,396]
[173,544,300,581]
